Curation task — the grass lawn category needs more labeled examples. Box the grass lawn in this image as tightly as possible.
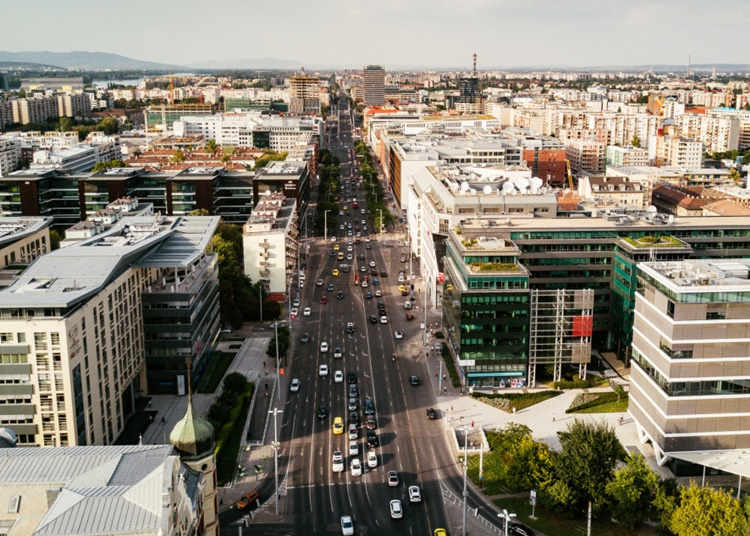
[472,391,562,412]
[196,351,236,394]
[495,497,658,536]
[567,392,629,414]
[573,398,629,414]
[216,384,254,485]
[466,454,513,496]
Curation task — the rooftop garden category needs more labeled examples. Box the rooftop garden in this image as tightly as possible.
[469,262,521,273]
[622,235,684,248]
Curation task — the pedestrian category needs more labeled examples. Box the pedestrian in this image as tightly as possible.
[263,361,266,368]
[450,405,454,413]
[265,383,269,390]
[442,374,446,382]
[265,392,268,399]
[436,373,439,380]
[552,413,556,422]
[471,421,474,428]
[443,386,447,394]
[161,417,165,423]
[459,416,463,424]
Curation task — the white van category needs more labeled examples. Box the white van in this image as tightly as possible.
[404,301,412,310]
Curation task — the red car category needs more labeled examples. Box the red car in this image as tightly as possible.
[321,296,328,304]
[406,312,414,321]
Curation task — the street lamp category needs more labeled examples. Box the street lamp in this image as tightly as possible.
[498,509,517,536]
[268,408,283,516]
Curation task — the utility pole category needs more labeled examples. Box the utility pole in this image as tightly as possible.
[268,408,283,516]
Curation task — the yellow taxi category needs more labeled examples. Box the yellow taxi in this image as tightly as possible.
[398,284,407,293]
[332,417,344,435]
[333,244,340,251]
[332,269,340,276]
[343,205,347,210]
[434,529,448,536]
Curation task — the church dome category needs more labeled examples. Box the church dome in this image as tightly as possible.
[169,399,215,460]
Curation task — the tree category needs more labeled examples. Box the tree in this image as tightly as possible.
[99,117,118,135]
[18,89,26,98]
[631,134,641,148]
[189,208,210,216]
[605,454,660,531]
[206,138,219,155]
[555,419,627,516]
[668,483,750,536]
[91,159,129,173]
[170,150,185,164]
[729,168,741,184]
[49,229,62,251]
[222,372,249,395]
[58,117,74,132]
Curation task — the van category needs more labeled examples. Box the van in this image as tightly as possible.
[404,301,412,310]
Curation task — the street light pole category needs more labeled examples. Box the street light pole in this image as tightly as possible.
[498,509,517,536]
[275,322,282,401]
[462,425,469,536]
[268,408,283,516]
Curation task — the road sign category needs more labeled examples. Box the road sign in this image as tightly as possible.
[530,489,537,505]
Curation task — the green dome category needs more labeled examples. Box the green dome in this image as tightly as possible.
[169,399,215,460]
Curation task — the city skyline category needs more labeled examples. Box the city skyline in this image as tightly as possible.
[2,0,749,70]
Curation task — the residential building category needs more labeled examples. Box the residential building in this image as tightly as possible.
[606,145,650,167]
[0,212,221,446]
[243,193,298,293]
[55,93,91,118]
[505,129,567,186]
[363,65,385,106]
[673,114,740,154]
[707,108,750,150]
[630,259,750,471]
[0,100,13,130]
[0,136,19,176]
[0,444,204,536]
[565,138,606,176]
[578,175,647,208]
[651,136,703,168]
[289,71,321,114]
[253,160,310,227]
[11,97,59,125]
[0,216,52,271]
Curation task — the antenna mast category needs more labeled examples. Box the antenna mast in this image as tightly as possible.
[473,53,477,78]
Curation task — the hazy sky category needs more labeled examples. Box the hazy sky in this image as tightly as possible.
[2,0,749,68]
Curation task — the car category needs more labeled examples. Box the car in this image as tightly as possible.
[316,278,324,287]
[394,331,403,339]
[301,333,309,343]
[332,269,340,276]
[361,281,368,288]
[408,485,422,502]
[334,244,340,251]
[336,291,344,299]
[358,253,365,260]
[348,411,360,426]
[321,342,329,353]
[221,328,232,334]
[303,307,312,316]
[380,271,388,277]
[369,261,376,268]
[319,364,329,377]
[364,398,375,415]
[375,289,382,297]
[346,254,353,260]
[367,430,379,448]
[317,405,328,419]
[348,395,360,410]
[293,298,300,307]
[410,375,420,386]
[349,384,359,398]
[380,316,388,324]
[369,314,378,324]
[333,450,345,472]
[365,291,373,299]
[509,524,536,536]
[359,264,367,272]
[387,471,399,487]
[334,370,344,383]
[331,346,342,358]
[350,458,362,476]
[346,322,355,333]
[401,255,407,262]
[367,449,378,468]
[347,245,353,252]
[365,414,376,430]
[348,424,359,440]
[268,321,282,329]
[339,210,344,216]
[434,529,448,536]
[341,515,354,536]
[332,417,344,435]
[371,268,378,276]
[291,307,299,316]
[321,296,328,304]
[426,408,437,419]
[406,312,414,321]
[398,284,407,293]
[236,490,260,510]
[390,499,403,519]
[329,250,336,257]
[398,275,405,283]
[290,378,301,392]
[349,441,359,456]
[347,372,358,384]
[347,230,352,236]
[372,279,380,286]
[327,283,335,292]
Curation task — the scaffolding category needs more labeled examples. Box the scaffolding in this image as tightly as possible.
[528,289,594,387]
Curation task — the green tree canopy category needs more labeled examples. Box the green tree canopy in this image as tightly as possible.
[206,138,218,155]
[99,117,119,135]
[91,159,129,173]
[605,454,661,530]
[669,483,750,536]
[170,150,185,164]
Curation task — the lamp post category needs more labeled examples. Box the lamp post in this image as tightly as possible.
[268,408,283,516]
[462,425,469,536]
[498,509,516,536]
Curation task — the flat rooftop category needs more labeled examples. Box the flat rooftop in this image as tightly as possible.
[641,259,750,290]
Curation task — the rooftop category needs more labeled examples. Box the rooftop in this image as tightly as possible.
[641,259,750,290]
[0,217,53,249]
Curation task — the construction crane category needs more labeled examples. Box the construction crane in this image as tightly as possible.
[565,158,574,190]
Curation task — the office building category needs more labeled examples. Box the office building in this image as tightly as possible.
[0,217,52,272]
[364,65,385,106]
[243,192,298,293]
[630,259,750,471]
[145,103,214,129]
[289,70,321,114]
[0,72,9,92]
[577,175,648,208]
[253,160,310,227]
[0,213,221,446]
[0,444,205,536]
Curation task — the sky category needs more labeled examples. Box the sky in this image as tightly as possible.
[2,0,749,69]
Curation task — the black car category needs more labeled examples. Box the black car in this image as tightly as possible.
[317,406,328,419]
[509,524,536,536]
[358,254,365,260]
[336,291,344,299]
[365,292,373,299]
[370,268,378,276]
[377,301,386,310]
[348,411,360,426]
[410,376,420,386]
[365,415,377,430]
[380,310,387,317]
[367,430,379,447]
[364,398,375,415]
[347,372,358,384]
[426,408,437,419]
[327,283,335,291]
[329,250,336,257]
[300,333,309,343]
[349,384,359,398]
[369,314,378,323]
[380,271,387,277]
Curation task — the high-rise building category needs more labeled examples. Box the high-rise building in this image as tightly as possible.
[363,65,385,106]
[289,69,321,114]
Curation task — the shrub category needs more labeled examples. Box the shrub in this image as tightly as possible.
[440,343,461,388]
[473,391,562,412]
[553,378,590,389]
[434,331,445,339]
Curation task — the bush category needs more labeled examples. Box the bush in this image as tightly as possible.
[473,391,562,412]
[440,343,461,388]
[553,378,590,389]
[434,331,445,339]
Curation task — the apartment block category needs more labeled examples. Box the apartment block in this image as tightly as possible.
[289,71,321,114]
[606,145,650,167]
[0,217,52,271]
[565,138,606,175]
[0,136,19,176]
[0,213,221,446]
[651,136,704,168]
[11,97,59,125]
[630,259,750,469]
[673,114,740,154]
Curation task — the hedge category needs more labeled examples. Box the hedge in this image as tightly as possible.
[440,342,462,388]
[472,390,562,412]
[215,383,254,485]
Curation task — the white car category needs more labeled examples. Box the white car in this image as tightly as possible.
[291,308,299,317]
[332,451,344,473]
[361,281,368,288]
[303,307,311,316]
[350,458,362,476]
[349,441,359,456]
[389,499,403,519]
[319,364,329,377]
[290,378,301,392]
[321,342,329,353]
[334,370,344,383]
[394,331,403,339]
[347,246,353,252]
[408,485,422,502]
[367,450,378,468]
[334,347,343,359]
[375,289,382,297]
[380,316,388,324]
[369,261,376,268]
[341,515,354,536]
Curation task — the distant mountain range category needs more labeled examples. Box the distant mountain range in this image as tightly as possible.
[187,57,303,70]
[0,51,184,71]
